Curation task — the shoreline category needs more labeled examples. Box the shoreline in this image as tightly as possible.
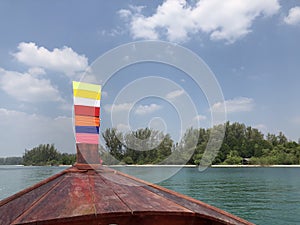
[108,164,300,168]
[2,164,299,168]
[109,164,197,168]
[210,164,300,168]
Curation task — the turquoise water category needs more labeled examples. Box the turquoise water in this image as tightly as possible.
[0,165,66,200]
[0,166,299,225]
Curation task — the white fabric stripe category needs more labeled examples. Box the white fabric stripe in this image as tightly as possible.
[73,97,100,107]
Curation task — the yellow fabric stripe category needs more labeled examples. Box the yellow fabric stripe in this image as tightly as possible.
[73,89,101,100]
[73,81,101,93]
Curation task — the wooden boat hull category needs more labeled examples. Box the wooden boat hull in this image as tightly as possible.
[29,213,240,225]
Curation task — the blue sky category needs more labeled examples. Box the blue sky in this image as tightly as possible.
[0,0,300,156]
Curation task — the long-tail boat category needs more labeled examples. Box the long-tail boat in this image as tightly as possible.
[0,82,255,225]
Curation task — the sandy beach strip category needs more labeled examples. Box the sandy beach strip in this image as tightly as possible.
[109,164,197,168]
[211,164,300,168]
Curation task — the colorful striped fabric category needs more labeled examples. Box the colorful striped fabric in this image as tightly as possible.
[74,105,100,117]
[73,81,101,93]
[75,126,99,134]
[75,115,100,126]
[73,89,101,100]
[75,133,99,144]
[73,97,100,107]
[73,81,101,144]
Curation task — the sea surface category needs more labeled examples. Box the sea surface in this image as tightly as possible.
[0,166,299,225]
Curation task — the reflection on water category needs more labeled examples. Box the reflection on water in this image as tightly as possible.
[0,166,299,225]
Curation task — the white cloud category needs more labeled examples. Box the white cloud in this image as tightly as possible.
[134,103,162,115]
[99,27,126,37]
[284,7,300,25]
[120,0,280,43]
[129,5,146,14]
[0,108,74,156]
[116,123,130,132]
[104,103,134,113]
[166,89,184,99]
[118,9,132,19]
[212,97,254,113]
[118,5,146,20]
[28,67,46,76]
[253,124,268,133]
[13,42,88,76]
[193,114,207,121]
[0,68,63,102]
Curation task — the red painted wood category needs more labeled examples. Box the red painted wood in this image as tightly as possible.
[88,173,131,214]
[13,175,94,223]
[99,174,193,214]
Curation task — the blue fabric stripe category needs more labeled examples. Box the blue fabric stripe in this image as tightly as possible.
[75,126,99,134]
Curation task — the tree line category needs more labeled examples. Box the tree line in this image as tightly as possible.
[0,157,23,165]
[101,122,300,165]
[22,144,76,166]
[1,121,299,166]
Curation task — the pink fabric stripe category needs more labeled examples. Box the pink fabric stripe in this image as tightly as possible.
[76,133,99,144]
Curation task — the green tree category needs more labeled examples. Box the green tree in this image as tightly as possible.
[155,133,173,164]
[5,157,23,165]
[102,128,124,160]
[277,132,288,145]
[123,128,172,164]
[267,133,278,146]
[60,153,76,165]
[167,128,199,165]
[99,122,300,166]
[0,157,23,165]
[223,150,242,165]
[23,144,61,166]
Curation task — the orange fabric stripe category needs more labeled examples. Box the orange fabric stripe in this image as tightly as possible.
[75,115,100,126]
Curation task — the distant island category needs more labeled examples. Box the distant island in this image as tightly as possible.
[0,144,76,166]
[1,122,299,166]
